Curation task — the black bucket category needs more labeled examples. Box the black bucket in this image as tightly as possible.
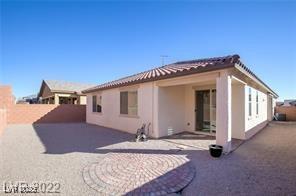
[209,144,223,158]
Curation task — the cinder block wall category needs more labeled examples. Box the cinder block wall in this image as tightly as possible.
[0,86,14,134]
[275,106,296,121]
[0,109,7,135]
[8,104,86,124]
[0,86,14,108]
[0,85,86,126]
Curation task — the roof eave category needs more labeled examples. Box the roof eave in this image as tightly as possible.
[51,90,79,94]
[234,62,278,98]
[82,62,235,94]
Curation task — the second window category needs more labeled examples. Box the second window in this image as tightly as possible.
[120,91,138,116]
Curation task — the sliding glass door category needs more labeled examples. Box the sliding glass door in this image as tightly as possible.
[195,89,216,134]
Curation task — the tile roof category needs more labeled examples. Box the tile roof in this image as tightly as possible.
[83,54,239,93]
[44,80,96,94]
[83,54,278,97]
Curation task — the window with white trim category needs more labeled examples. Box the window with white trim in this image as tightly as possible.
[248,88,252,116]
[92,95,102,113]
[120,91,138,116]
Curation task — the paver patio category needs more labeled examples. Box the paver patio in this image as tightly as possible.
[0,122,295,195]
[82,153,195,195]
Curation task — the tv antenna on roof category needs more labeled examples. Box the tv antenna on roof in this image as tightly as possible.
[160,55,169,66]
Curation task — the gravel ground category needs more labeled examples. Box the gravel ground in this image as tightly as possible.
[183,122,296,196]
[0,122,295,196]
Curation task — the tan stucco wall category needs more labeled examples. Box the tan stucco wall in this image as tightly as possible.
[79,95,87,105]
[86,83,155,136]
[85,69,275,140]
[231,83,245,139]
[184,85,195,132]
[244,85,268,139]
[158,85,186,137]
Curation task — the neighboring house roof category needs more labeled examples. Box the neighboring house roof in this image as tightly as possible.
[276,102,284,106]
[290,101,296,106]
[22,94,37,99]
[283,99,296,106]
[83,54,278,97]
[38,80,96,97]
[17,94,38,104]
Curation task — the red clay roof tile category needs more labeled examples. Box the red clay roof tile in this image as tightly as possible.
[83,54,277,97]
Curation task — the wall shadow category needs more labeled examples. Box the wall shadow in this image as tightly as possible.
[33,123,133,154]
[34,105,86,123]
[124,162,195,195]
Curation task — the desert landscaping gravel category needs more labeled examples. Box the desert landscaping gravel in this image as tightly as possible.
[0,122,295,195]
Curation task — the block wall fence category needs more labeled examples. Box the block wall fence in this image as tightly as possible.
[8,104,86,124]
[0,85,86,135]
[275,106,296,121]
[0,86,14,135]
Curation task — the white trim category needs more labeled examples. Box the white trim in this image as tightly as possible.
[234,64,278,98]
[231,75,247,85]
[156,72,219,87]
[119,85,139,91]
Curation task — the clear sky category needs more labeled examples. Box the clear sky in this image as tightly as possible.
[1,1,295,100]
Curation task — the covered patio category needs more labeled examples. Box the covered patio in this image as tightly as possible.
[153,69,247,152]
[161,132,243,152]
[41,94,79,104]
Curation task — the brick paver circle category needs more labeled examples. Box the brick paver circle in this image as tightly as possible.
[82,152,195,195]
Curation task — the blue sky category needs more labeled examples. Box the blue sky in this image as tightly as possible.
[1,1,295,100]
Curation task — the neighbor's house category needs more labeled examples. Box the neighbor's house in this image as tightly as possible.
[38,80,95,105]
[276,99,296,107]
[82,55,278,152]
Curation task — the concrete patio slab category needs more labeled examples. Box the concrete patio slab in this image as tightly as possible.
[161,132,243,152]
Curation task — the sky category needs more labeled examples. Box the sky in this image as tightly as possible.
[0,1,295,101]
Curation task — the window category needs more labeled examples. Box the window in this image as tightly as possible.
[248,88,252,116]
[120,91,138,116]
[92,95,102,113]
[256,91,259,115]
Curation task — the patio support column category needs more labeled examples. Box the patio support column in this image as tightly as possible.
[152,84,159,138]
[216,71,232,152]
[54,94,59,104]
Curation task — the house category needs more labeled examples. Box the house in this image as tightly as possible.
[38,80,95,105]
[82,54,278,152]
[276,100,296,107]
[276,101,284,106]
[283,100,296,107]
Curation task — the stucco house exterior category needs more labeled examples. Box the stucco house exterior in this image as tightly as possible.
[82,54,278,152]
[38,80,95,105]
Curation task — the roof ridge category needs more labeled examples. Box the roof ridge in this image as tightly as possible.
[44,79,95,85]
[172,54,240,65]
